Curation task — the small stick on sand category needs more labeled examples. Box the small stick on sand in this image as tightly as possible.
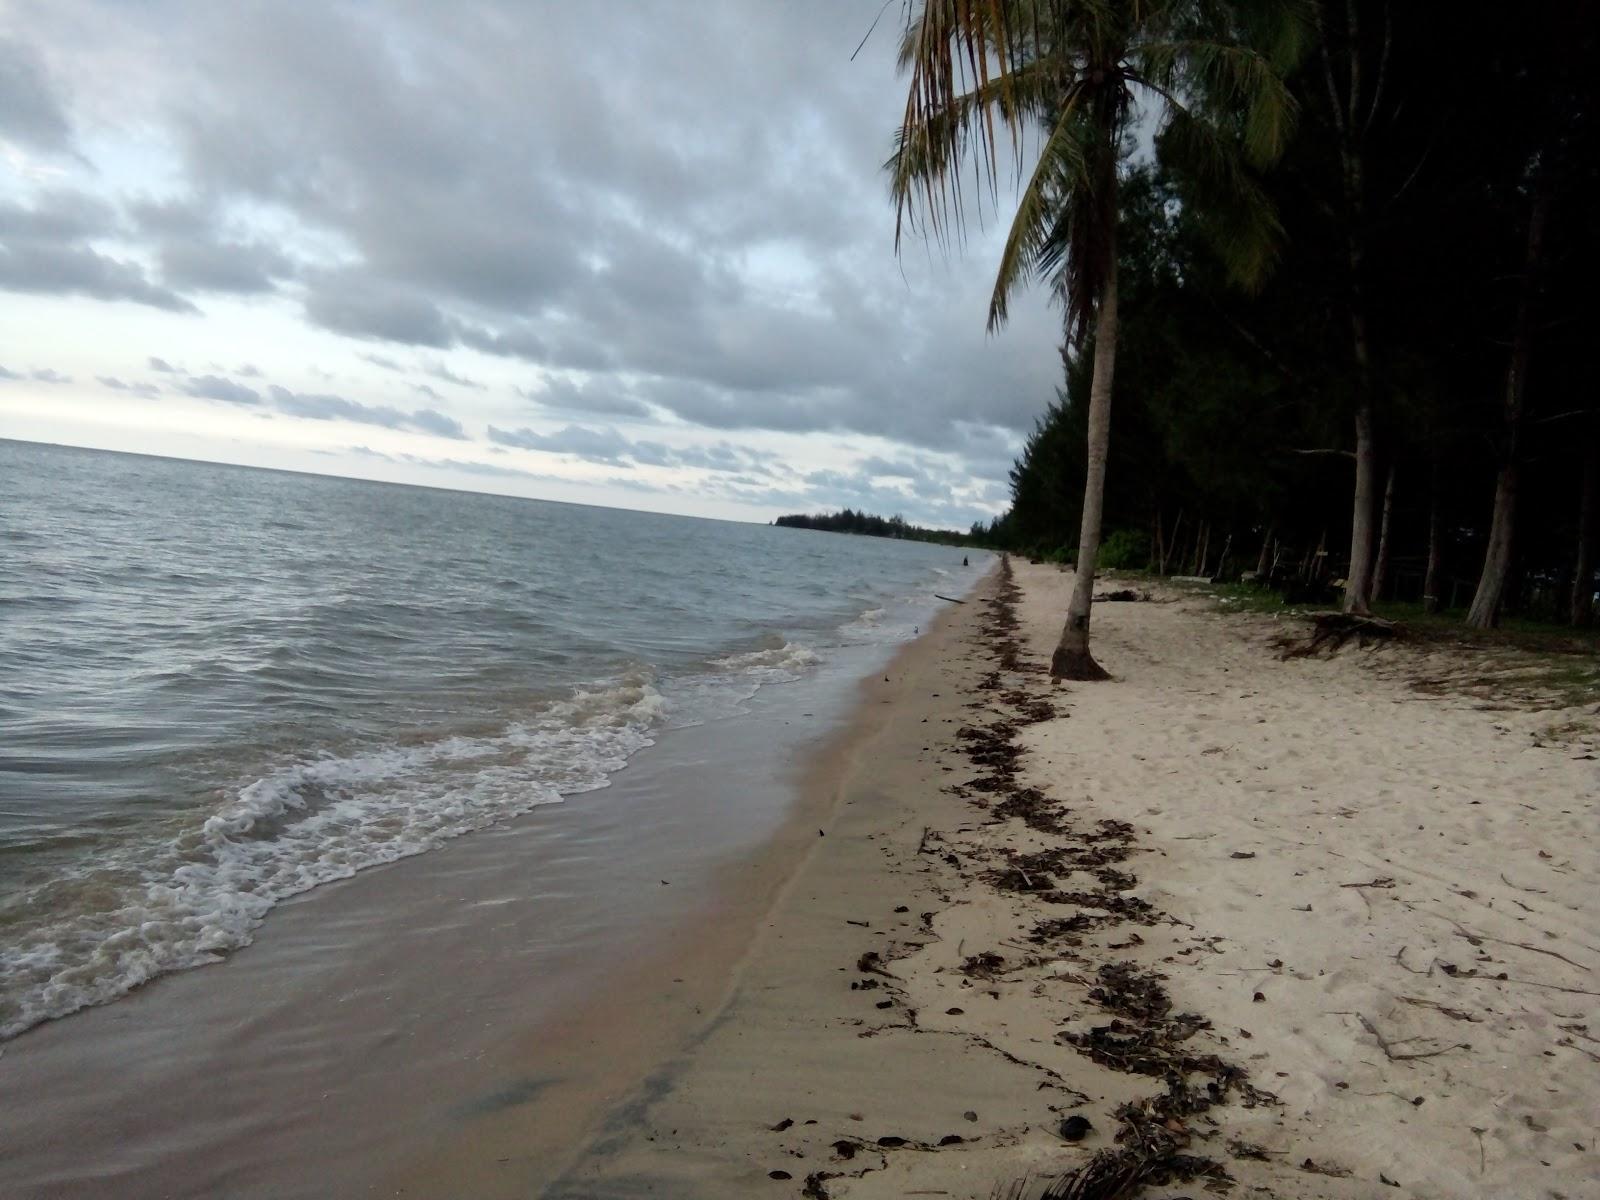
[1357,1014,1466,1062]
[1500,873,1547,894]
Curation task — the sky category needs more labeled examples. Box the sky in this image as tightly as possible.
[0,1,1065,528]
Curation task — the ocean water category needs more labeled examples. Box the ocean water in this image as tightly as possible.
[0,439,981,1041]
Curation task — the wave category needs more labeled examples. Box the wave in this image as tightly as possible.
[710,640,820,679]
[0,646,822,1041]
[0,674,665,1040]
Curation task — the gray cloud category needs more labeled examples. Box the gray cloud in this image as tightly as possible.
[169,370,467,441]
[158,237,296,294]
[484,421,788,484]
[0,36,72,152]
[267,384,465,439]
[97,375,161,397]
[148,356,179,373]
[0,191,196,312]
[182,374,261,405]
[3,1,1058,520]
[422,361,484,390]
[0,365,20,380]
[487,423,631,463]
[31,367,70,383]
[407,407,467,440]
[0,242,195,312]
[303,273,454,347]
[520,377,654,419]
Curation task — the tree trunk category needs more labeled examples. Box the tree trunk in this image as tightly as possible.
[1319,5,1379,616]
[1051,257,1118,681]
[1343,380,1378,613]
[1467,468,1518,628]
[1571,428,1597,626]
[1467,181,1551,629]
[1160,509,1182,576]
[1254,526,1274,578]
[1422,457,1444,614]
[1371,462,1397,601]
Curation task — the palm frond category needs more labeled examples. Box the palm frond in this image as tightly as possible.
[988,85,1094,331]
[1135,40,1298,166]
[1159,103,1283,288]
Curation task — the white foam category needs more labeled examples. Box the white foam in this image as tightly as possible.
[0,675,666,1040]
[0,642,836,1041]
[711,641,820,680]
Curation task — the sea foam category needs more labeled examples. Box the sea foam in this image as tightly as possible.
[0,668,708,1040]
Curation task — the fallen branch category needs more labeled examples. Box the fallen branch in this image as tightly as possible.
[934,593,966,604]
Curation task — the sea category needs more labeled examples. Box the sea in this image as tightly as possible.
[0,438,983,1046]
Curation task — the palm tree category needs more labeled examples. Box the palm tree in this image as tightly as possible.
[891,0,1305,678]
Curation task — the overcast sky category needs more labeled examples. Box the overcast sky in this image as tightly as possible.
[0,1,1063,527]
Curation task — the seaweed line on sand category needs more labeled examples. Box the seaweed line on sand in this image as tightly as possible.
[959,558,1275,1199]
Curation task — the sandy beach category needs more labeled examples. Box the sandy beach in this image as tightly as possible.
[537,559,1599,1200]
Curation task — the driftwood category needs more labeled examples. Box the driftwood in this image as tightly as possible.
[934,593,966,604]
[1278,612,1401,659]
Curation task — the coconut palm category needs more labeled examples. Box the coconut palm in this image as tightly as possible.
[891,0,1306,678]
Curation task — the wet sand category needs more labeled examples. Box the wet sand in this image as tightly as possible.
[0,612,974,1199]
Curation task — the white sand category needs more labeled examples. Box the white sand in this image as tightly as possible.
[1010,562,1599,1197]
[539,561,1599,1200]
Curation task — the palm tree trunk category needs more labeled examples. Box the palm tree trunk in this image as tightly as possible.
[1467,181,1551,629]
[1343,356,1378,614]
[1571,428,1597,627]
[1371,462,1397,601]
[1051,258,1118,681]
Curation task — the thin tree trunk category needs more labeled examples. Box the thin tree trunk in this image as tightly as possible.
[1571,429,1597,626]
[1319,3,1379,616]
[1255,525,1274,579]
[1371,462,1397,601]
[1152,508,1164,574]
[1422,456,1444,614]
[1051,257,1118,681]
[1343,364,1378,612]
[1161,508,1182,576]
[1467,182,1551,629]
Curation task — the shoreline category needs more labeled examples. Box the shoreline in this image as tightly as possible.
[381,573,996,1196]
[0,567,990,1200]
[535,559,1598,1199]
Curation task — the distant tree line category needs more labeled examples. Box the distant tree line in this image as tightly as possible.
[774,509,981,546]
[966,4,1598,631]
